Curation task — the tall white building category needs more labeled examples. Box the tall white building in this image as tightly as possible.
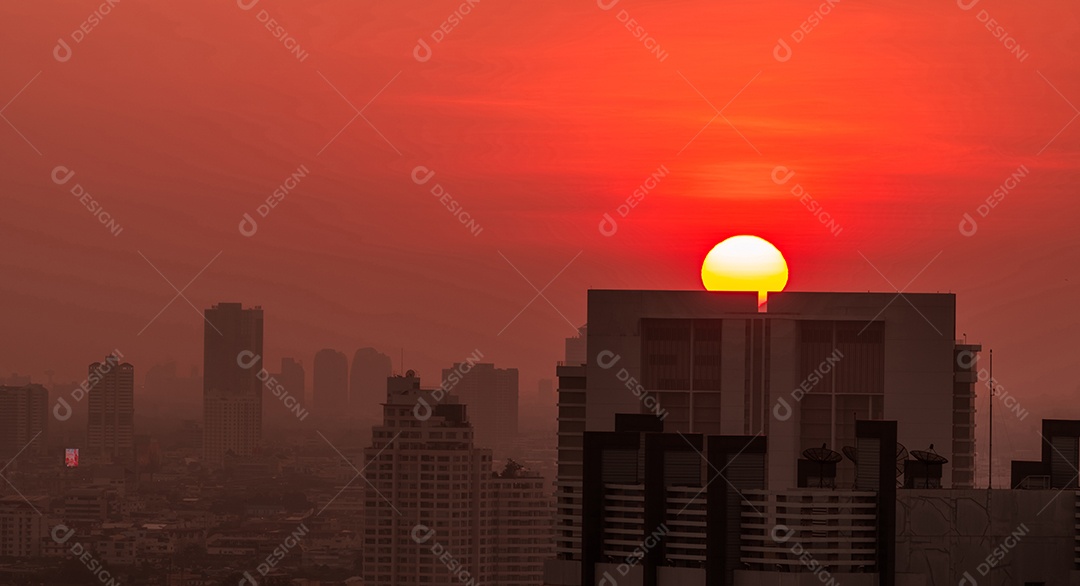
[362,373,550,585]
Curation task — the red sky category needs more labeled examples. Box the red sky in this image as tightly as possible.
[2,1,1078,452]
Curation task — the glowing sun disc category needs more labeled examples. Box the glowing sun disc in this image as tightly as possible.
[701,235,789,305]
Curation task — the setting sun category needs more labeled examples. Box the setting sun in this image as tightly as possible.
[701,235,789,305]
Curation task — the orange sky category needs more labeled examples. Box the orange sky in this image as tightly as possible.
[2,1,1078,453]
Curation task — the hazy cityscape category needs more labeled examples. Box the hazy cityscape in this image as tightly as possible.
[3,1,1080,585]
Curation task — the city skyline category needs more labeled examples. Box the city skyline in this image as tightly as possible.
[2,3,1077,462]
[1,1,1078,584]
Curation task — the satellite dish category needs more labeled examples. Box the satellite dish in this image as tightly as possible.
[802,444,842,463]
[842,446,857,464]
[911,447,948,465]
[405,369,416,377]
[802,444,842,489]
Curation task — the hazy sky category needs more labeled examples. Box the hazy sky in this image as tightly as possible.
[2,1,1078,454]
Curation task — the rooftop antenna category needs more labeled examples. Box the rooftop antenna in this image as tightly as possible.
[988,348,993,490]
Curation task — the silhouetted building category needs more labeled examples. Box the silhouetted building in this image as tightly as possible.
[363,374,550,585]
[551,290,982,570]
[564,325,587,366]
[545,416,1070,586]
[0,384,48,460]
[203,302,264,468]
[1011,419,1080,489]
[350,347,392,420]
[442,362,519,453]
[313,349,348,417]
[86,356,135,467]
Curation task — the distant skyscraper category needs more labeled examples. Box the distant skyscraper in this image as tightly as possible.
[349,347,392,420]
[441,363,519,452]
[86,356,135,466]
[203,302,264,468]
[362,374,550,585]
[313,349,348,417]
[0,384,48,460]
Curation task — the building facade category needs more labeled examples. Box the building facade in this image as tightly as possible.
[362,373,550,585]
[545,417,1075,586]
[442,363,520,453]
[0,383,48,460]
[86,357,135,467]
[203,302,264,468]
[552,290,982,573]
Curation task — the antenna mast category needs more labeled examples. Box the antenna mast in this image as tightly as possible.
[988,349,993,490]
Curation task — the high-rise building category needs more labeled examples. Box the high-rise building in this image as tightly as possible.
[86,356,135,466]
[0,384,48,460]
[362,373,550,586]
[551,290,981,566]
[490,460,554,585]
[441,363,519,453]
[314,349,349,417]
[203,302,264,468]
[350,347,392,420]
